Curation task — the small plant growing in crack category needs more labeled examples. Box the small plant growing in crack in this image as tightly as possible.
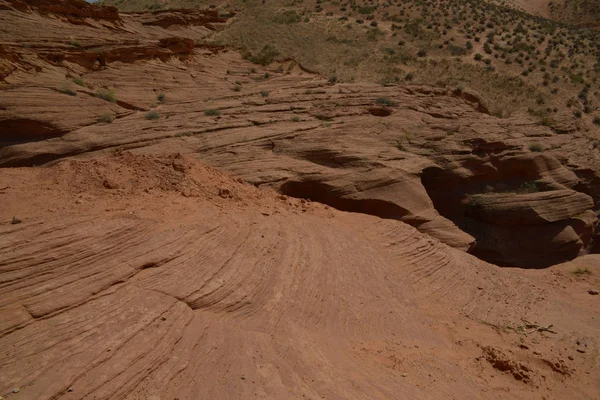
[204,109,221,116]
[97,88,116,102]
[145,111,160,120]
[72,77,85,87]
[528,142,543,152]
[572,267,592,276]
[259,90,270,97]
[98,113,114,123]
[59,86,77,96]
[376,97,396,106]
[157,93,166,103]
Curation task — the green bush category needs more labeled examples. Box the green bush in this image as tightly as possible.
[145,111,160,120]
[274,10,300,24]
[448,45,467,56]
[60,87,77,96]
[528,142,543,152]
[376,97,396,106]
[98,113,115,123]
[358,6,376,14]
[204,109,221,116]
[72,78,85,87]
[243,45,279,66]
[157,93,166,103]
[516,181,541,194]
[97,89,116,102]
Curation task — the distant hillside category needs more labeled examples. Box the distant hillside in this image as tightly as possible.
[549,0,600,28]
[98,0,600,131]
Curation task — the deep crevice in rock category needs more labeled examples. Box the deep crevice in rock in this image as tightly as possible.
[279,180,417,222]
[421,164,599,269]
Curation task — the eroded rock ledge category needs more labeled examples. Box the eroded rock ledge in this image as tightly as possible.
[1,0,599,268]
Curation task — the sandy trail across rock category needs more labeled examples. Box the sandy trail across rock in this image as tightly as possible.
[0,153,599,399]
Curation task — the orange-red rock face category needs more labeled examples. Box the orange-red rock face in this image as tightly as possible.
[0,0,599,268]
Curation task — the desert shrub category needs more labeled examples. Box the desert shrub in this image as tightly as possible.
[274,10,300,24]
[572,267,592,276]
[72,78,85,87]
[98,113,114,123]
[359,6,376,14]
[528,142,543,152]
[593,116,600,125]
[516,181,541,193]
[59,87,77,96]
[97,89,116,102]
[405,72,414,81]
[328,75,337,83]
[474,53,483,61]
[448,44,467,56]
[204,109,221,116]
[376,97,396,106]
[290,116,300,122]
[573,109,582,118]
[570,73,584,84]
[157,93,166,103]
[145,111,160,120]
[243,45,279,66]
[259,90,270,97]
[417,49,427,57]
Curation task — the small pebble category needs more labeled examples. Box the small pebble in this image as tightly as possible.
[13,388,19,393]
[401,373,408,378]
[67,387,73,392]
[588,289,599,295]
[11,216,22,224]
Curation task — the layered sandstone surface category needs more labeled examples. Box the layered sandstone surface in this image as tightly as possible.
[1,3,600,398]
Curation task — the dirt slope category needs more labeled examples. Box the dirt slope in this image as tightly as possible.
[1,152,599,400]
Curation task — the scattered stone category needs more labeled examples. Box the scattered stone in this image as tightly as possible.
[568,355,574,360]
[588,289,599,295]
[67,387,73,392]
[75,199,83,204]
[218,188,232,198]
[103,179,119,189]
[261,212,270,216]
[13,388,19,393]
[401,373,408,377]
[576,348,586,354]
[172,159,188,173]
[11,216,22,224]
